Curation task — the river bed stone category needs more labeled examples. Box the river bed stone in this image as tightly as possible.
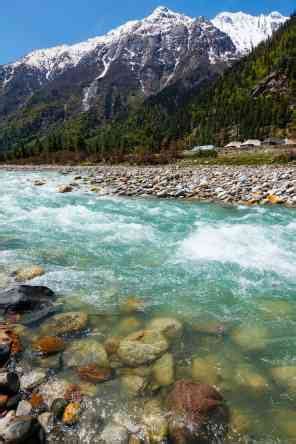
[40,311,89,336]
[63,339,109,368]
[117,330,168,367]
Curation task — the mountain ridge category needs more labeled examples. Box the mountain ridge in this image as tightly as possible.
[212,10,287,54]
[3,7,287,74]
[0,6,290,156]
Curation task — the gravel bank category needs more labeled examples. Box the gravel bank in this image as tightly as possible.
[2,164,296,206]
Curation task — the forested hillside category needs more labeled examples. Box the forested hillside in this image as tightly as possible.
[187,12,296,145]
[104,12,296,152]
[1,12,296,162]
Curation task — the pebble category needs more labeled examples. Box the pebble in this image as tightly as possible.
[16,400,32,417]
[20,370,47,391]
[62,402,81,425]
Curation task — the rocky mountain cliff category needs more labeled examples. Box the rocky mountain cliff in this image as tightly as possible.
[0,6,288,152]
[0,7,236,117]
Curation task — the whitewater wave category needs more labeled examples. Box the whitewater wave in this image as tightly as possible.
[180,222,295,277]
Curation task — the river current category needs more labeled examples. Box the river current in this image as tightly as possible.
[1,170,296,442]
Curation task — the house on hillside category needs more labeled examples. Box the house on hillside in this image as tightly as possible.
[263,137,285,146]
[224,141,242,149]
[241,139,261,148]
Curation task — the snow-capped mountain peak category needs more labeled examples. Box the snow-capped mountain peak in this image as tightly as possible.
[7,6,196,77]
[6,7,288,77]
[0,6,290,121]
[212,11,288,54]
[146,6,193,24]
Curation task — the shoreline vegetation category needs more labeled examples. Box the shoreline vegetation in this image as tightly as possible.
[1,163,296,207]
[1,145,296,167]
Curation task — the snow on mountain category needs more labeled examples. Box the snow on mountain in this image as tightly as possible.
[8,7,194,77]
[212,11,288,54]
[4,7,287,82]
[0,6,289,120]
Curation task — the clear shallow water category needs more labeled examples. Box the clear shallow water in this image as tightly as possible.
[1,171,296,442]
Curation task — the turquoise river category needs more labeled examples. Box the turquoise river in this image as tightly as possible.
[1,170,296,443]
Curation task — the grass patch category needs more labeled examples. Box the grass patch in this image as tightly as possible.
[180,149,296,166]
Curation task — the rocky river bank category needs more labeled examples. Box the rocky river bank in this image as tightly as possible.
[2,164,296,206]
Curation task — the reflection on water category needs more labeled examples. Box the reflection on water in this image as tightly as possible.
[1,170,296,442]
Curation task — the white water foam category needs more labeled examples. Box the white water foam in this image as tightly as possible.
[180,223,295,277]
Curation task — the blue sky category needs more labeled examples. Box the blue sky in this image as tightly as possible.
[1,0,294,65]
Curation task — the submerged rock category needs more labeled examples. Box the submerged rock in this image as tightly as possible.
[0,411,40,443]
[0,285,55,312]
[231,324,269,352]
[117,330,168,367]
[78,382,98,398]
[37,354,62,370]
[77,365,112,384]
[14,266,45,282]
[62,402,81,426]
[191,320,228,336]
[167,380,229,443]
[29,393,45,410]
[33,336,65,355]
[16,400,32,417]
[271,366,296,391]
[230,408,252,436]
[147,317,183,340]
[34,180,46,186]
[20,370,47,391]
[120,375,147,397]
[152,353,174,387]
[116,318,142,336]
[234,365,269,393]
[257,299,296,320]
[57,185,73,193]
[191,356,221,386]
[41,311,88,336]
[104,336,121,355]
[63,339,109,368]
[0,285,56,325]
[272,408,296,440]
[120,298,145,315]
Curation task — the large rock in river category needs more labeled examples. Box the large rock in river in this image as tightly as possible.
[0,286,55,311]
[167,380,229,444]
[0,286,56,325]
[152,353,175,387]
[14,266,45,282]
[0,411,42,443]
[40,311,88,336]
[117,330,168,367]
[63,338,109,368]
